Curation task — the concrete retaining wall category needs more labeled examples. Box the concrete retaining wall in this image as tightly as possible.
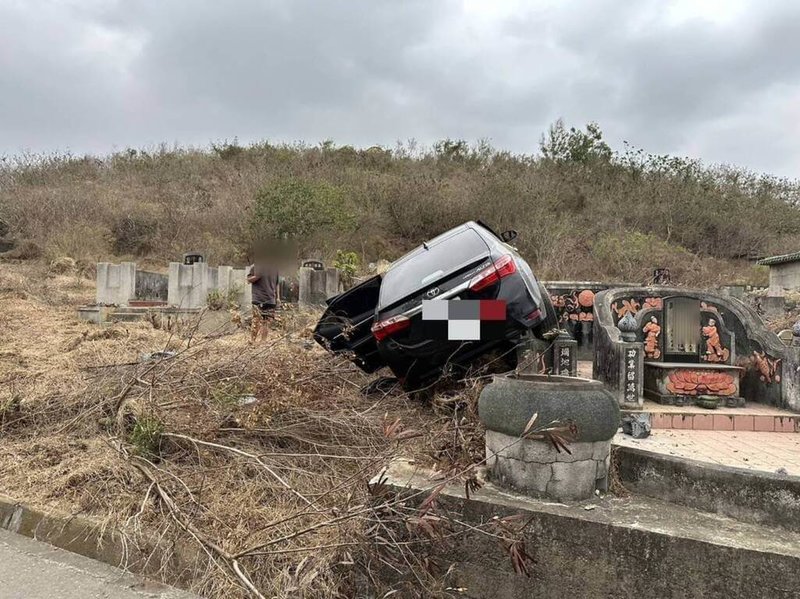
[375,459,800,599]
[615,445,800,532]
[0,495,205,590]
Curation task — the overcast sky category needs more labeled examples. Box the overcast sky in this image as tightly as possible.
[1,0,799,178]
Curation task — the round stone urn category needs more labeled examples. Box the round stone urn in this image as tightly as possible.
[479,374,620,501]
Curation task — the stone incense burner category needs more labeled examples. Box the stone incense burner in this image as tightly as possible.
[479,373,620,501]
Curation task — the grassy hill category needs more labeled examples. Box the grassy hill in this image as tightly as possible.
[2,121,799,286]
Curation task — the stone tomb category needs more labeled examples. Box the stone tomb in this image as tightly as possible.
[544,281,620,360]
[298,266,339,307]
[594,286,797,410]
[93,262,250,310]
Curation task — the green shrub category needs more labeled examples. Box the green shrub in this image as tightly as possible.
[207,284,243,310]
[251,179,355,240]
[128,416,164,458]
[211,138,244,161]
[333,250,359,288]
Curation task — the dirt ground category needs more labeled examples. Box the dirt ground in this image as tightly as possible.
[0,260,492,598]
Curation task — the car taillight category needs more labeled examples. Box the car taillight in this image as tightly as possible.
[526,308,542,321]
[371,315,410,342]
[469,255,517,292]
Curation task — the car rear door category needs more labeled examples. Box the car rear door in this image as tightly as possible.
[313,275,385,373]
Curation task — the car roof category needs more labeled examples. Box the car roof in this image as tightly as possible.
[389,221,495,269]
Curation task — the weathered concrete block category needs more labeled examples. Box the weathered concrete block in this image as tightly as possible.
[232,268,251,309]
[96,262,135,306]
[783,346,800,412]
[595,455,610,481]
[324,267,340,297]
[299,266,339,307]
[216,265,232,293]
[486,431,609,501]
[486,430,527,462]
[168,262,210,308]
[617,445,800,532]
[77,306,109,324]
[495,457,552,495]
[591,440,611,461]
[548,460,597,500]
[485,445,497,470]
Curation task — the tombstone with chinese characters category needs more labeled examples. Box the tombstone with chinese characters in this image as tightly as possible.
[552,332,578,376]
[516,330,577,377]
[593,286,795,410]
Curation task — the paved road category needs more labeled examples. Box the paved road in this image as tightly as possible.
[0,529,197,599]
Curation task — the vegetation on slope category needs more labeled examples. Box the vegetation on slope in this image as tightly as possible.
[2,120,799,285]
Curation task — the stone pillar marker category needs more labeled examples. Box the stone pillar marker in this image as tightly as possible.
[96,262,136,306]
[324,267,340,297]
[552,333,578,376]
[299,266,339,308]
[784,320,800,412]
[216,266,233,296]
[619,342,644,408]
[232,268,251,310]
[168,261,210,308]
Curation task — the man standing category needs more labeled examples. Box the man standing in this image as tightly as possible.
[247,260,280,342]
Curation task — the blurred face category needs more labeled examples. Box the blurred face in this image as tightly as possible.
[254,238,298,269]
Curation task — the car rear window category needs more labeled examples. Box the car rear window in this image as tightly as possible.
[379,229,489,307]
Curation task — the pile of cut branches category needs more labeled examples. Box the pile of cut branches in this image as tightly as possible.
[0,262,567,597]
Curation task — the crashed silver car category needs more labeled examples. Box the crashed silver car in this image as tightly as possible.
[314,221,558,390]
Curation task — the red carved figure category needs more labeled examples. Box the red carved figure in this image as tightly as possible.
[642,315,662,359]
[702,318,729,363]
[752,351,781,384]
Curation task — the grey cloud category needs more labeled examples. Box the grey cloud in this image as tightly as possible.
[1,0,799,178]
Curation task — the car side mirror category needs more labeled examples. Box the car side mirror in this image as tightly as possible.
[500,229,518,243]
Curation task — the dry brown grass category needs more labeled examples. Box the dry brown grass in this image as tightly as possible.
[0,260,511,598]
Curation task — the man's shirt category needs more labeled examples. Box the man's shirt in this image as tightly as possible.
[248,264,279,305]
